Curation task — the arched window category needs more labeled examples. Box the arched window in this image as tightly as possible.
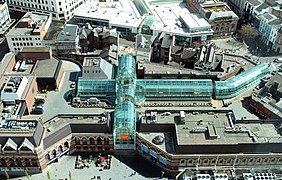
[97,137,102,145]
[104,138,109,145]
[8,158,15,167]
[75,137,80,145]
[81,137,88,145]
[58,145,63,152]
[64,141,69,149]
[89,137,95,145]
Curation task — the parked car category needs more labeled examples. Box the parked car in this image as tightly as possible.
[33,108,44,114]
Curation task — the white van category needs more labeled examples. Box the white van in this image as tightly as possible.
[274,58,282,62]
[87,97,100,104]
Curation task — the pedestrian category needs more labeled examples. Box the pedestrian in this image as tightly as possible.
[161,171,164,178]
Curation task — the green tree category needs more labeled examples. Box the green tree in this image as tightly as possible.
[4,170,9,179]
[238,23,258,40]
[47,171,51,180]
[25,169,31,180]
[69,171,72,180]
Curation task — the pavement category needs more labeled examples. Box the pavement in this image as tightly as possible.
[211,36,249,56]
[11,155,169,180]
[21,60,105,122]
[211,36,282,64]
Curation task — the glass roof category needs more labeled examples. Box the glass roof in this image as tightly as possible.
[114,101,136,129]
[215,63,269,88]
[133,0,152,15]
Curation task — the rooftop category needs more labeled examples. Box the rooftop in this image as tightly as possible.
[74,0,142,28]
[56,24,78,42]
[33,58,60,78]
[21,47,51,53]
[141,110,282,153]
[8,12,50,37]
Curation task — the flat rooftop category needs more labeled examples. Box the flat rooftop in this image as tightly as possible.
[8,12,49,36]
[142,111,282,147]
[74,0,213,37]
[33,58,60,78]
[74,0,142,28]
[149,2,212,36]
[21,47,51,53]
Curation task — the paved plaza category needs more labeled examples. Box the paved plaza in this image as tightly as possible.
[11,154,169,180]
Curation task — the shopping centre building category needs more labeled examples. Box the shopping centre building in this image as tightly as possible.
[1,53,282,177]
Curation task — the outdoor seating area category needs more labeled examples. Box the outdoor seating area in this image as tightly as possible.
[75,154,112,170]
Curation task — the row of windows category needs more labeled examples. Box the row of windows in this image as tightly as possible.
[11,37,40,41]
[84,70,101,74]
[13,42,34,46]
[8,0,54,5]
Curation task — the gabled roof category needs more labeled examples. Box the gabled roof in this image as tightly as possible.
[2,138,17,151]
[18,138,34,152]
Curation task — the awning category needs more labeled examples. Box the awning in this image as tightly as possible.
[141,144,148,153]
[159,155,167,165]
[150,149,157,159]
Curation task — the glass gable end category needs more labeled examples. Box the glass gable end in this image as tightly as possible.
[214,63,269,99]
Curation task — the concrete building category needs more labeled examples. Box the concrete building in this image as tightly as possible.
[249,73,282,119]
[81,57,113,79]
[135,34,155,62]
[244,0,282,51]
[0,2,14,35]
[187,0,238,36]
[274,27,282,53]
[6,12,52,53]
[55,24,79,57]
[258,13,282,50]
[73,0,213,45]
[1,0,84,21]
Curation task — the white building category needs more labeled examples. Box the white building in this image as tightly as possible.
[74,0,142,35]
[6,12,52,53]
[74,0,213,45]
[82,57,113,79]
[259,13,282,50]
[0,2,14,35]
[1,0,84,21]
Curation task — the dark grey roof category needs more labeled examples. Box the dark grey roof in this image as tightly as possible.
[248,0,262,7]
[33,58,60,78]
[43,123,111,150]
[43,124,72,149]
[56,24,78,42]
[255,3,269,12]
[261,13,274,21]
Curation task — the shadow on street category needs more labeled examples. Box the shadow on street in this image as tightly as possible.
[114,153,174,179]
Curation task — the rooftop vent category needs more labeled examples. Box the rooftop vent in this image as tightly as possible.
[152,135,164,145]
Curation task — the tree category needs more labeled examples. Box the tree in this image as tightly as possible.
[47,171,51,180]
[4,170,9,179]
[238,23,258,40]
[25,169,31,180]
